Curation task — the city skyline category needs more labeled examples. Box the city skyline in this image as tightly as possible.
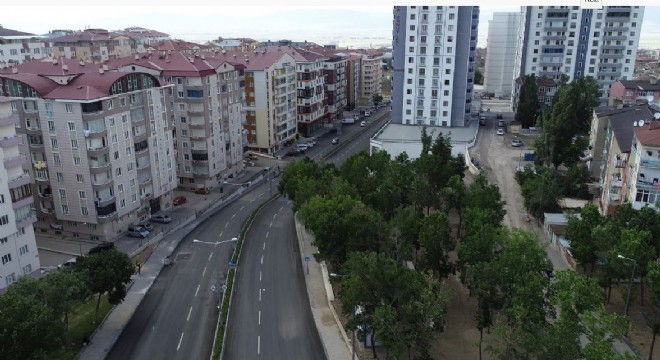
[3,5,660,50]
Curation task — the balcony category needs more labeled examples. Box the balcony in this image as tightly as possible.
[609,192,621,202]
[92,174,113,189]
[25,126,41,135]
[0,136,22,149]
[135,140,149,154]
[139,176,152,185]
[8,174,31,189]
[602,44,626,51]
[641,159,660,169]
[0,113,19,127]
[542,35,567,41]
[137,162,151,171]
[636,179,660,189]
[190,147,208,154]
[12,195,33,210]
[604,26,629,32]
[4,154,27,168]
[87,145,109,156]
[603,35,627,41]
[133,131,148,142]
[193,167,209,175]
[96,202,118,223]
[95,195,115,207]
[615,159,626,168]
[89,162,111,174]
[16,212,37,228]
[85,128,107,138]
[600,53,624,59]
[611,176,623,188]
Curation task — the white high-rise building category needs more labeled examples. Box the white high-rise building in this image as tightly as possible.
[0,97,39,291]
[392,6,479,127]
[484,12,521,99]
[513,6,644,104]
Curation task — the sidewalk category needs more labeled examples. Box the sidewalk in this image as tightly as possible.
[75,169,269,360]
[294,213,357,360]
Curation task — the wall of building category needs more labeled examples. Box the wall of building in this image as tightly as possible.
[484,12,520,98]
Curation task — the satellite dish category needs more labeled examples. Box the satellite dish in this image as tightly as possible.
[648,96,654,103]
[635,120,642,126]
[654,113,660,120]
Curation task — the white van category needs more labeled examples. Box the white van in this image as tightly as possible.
[294,144,308,152]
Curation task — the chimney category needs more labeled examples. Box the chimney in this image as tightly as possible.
[99,67,104,74]
[11,67,17,74]
[135,54,139,60]
[62,64,68,71]
[651,77,658,85]
[80,60,85,66]
[52,57,58,65]
[102,64,108,71]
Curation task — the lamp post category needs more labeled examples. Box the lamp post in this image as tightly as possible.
[618,254,637,316]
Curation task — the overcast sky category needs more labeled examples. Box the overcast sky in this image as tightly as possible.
[3,5,660,49]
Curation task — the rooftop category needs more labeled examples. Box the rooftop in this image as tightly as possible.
[0,25,34,37]
[618,79,660,92]
[595,104,656,152]
[634,121,660,147]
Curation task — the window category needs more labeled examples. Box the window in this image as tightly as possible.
[74,156,81,165]
[114,151,120,160]
[81,206,89,216]
[59,189,66,198]
[61,205,69,214]
[65,103,73,113]
[67,122,76,131]
[107,100,113,110]
[56,172,63,182]
[127,163,133,171]
[115,167,122,176]
[71,140,78,149]
[79,190,86,199]
[111,134,117,144]
[122,115,128,123]
[50,137,58,149]
[124,130,129,140]
[120,98,126,107]
[120,199,126,208]
[179,104,185,111]
[109,117,115,126]
[449,13,454,20]
[118,184,124,193]
[47,120,55,131]
[1,253,12,264]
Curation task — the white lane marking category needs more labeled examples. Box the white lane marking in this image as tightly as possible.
[263,242,266,250]
[187,306,193,321]
[257,335,261,355]
[177,332,184,351]
[195,285,200,297]
[202,267,207,277]
[261,255,264,265]
[266,232,269,238]
[232,213,236,219]
[259,271,262,281]
[258,310,261,325]
[259,288,262,301]
[224,222,229,229]
[209,252,213,261]
[219,231,223,238]
[250,199,255,203]
[269,222,272,227]
[240,206,245,211]
[272,213,277,219]
[279,206,283,212]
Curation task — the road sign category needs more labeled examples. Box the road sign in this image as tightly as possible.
[304,256,310,263]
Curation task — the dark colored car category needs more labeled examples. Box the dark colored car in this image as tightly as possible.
[286,149,303,156]
[512,139,524,147]
[173,196,187,206]
[496,114,503,119]
[88,242,114,255]
[332,137,339,145]
[151,215,172,224]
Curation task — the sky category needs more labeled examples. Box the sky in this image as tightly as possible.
[3,4,660,50]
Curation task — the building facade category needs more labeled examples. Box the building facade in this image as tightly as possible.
[513,6,644,104]
[484,12,521,98]
[511,75,559,117]
[0,26,52,67]
[609,79,660,105]
[627,121,660,210]
[392,6,479,127]
[1,62,177,241]
[359,51,384,106]
[0,97,39,291]
[113,51,245,190]
[295,48,327,137]
[345,55,362,111]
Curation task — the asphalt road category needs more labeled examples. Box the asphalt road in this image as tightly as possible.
[224,197,325,359]
[106,182,274,360]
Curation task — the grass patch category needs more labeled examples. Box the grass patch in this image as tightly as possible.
[48,294,114,360]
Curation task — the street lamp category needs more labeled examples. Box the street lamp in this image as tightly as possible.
[618,254,637,317]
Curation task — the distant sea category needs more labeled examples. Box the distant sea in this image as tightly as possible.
[181,33,392,50]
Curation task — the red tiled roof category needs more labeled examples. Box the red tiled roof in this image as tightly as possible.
[0,73,59,96]
[2,57,103,76]
[295,47,328,62]
[634,121,660,147]
[0,26,34,37]
[49,30,117,43]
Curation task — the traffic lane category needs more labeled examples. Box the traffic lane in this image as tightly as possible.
[107,181,272,360]
[329,118,386,165]
[260,200,325,359]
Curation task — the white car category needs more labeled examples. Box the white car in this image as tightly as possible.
[360,121,366,127]
[496,128,505,135]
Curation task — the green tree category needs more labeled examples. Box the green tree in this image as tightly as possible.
[441,174,466,237]
[372,94,383,106]
[520,170,561,220]
[387,206,422,264]
[646,260,660,359]
[474,69,484,85]
[0,278,65,360]
[615,228,656,307]
[41,270,90,342]
[419,211,455,279]
[76,248,135,323]
[298,195,384,268]
[515,74,539,128]
[565,204,606,276]
[464,173,507,227]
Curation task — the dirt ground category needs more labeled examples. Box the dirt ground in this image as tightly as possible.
[130,244,157,272]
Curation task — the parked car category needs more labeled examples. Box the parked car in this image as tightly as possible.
[360,121,366,127]
[173,196,187,206]
[286,149,303,156]
[128,228,150,238]
[88,241,114,255]
[498,120,505,127]
[194,187,210,195]
[151,215,172,224]
[512,139,524,147]
[129,224,150,233]
[294,144,308,152]
[496,114,503,119]
[497,128,505,135]
[332,137,339,145]
[245,153,258,161]
[141,223,154,231]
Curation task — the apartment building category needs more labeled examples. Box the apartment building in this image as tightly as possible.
[392,6,479,127]
[0,59,177,241]
[626,120,660,210]
[511,75,559,115]
[359,50,384,107]
[513,6,644,105]
[50,29,120,62]
[484,12,521,98]
[239,46,301,153]
[0,26,52,67]
[115,27,170,49]
[609,79,660,105]
[113,51,245,190]
[0,97,39,292]
[294,48,327,137]
[345,55,362,111]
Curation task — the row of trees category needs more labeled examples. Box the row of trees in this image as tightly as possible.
[280,127,632,358]
[0,248,134,360]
